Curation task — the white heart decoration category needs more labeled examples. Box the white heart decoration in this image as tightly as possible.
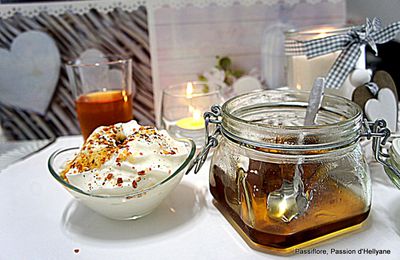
[349,69,372,87]
[365,88,398,132]
[337,68,372,100]
[232,76,263,95]
[0,31,60,115]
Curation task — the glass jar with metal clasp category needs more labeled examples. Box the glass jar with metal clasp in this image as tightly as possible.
[187,90,400,255]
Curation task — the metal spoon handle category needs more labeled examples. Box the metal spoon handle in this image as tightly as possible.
[304,77,325,126]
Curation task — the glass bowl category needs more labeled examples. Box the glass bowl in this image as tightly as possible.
[48,139,196,220]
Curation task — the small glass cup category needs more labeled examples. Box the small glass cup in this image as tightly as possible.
[66,56,133,140]
[161,82,223,148]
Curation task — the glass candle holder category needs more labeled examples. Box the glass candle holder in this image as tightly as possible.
[285,25,366,97]
[161,82,223,148]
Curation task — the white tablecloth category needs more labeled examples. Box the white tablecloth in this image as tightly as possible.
[1,136,399,260]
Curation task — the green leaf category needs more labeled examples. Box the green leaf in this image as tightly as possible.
[219,57,231,71]
[198,75,208,82]
[232,70,244,78]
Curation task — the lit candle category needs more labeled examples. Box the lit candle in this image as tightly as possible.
[288,50,340,91]
[176,108,205,130]
[176,82,206,130]
[287,28,340,91]
[286,26,366,96]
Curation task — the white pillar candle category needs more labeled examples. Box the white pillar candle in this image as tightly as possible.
[286,26,366,98]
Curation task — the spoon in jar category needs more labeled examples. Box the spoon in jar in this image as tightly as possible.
[267,78,325,222]
[304,77,325,126]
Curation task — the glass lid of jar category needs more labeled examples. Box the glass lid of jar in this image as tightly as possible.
[220,90,363,152]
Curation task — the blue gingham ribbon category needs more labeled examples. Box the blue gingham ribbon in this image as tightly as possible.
[285,18,400,89]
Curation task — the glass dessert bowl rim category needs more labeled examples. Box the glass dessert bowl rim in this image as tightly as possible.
[221,89,363,131]
[47,138,196,199]
[163,81,221,98]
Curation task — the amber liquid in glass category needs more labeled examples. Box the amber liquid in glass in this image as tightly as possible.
[210,161,369,253]
[76,90,133,139]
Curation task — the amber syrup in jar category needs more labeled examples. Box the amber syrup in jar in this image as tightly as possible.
[210,165,369,253]
[209,137,369,254]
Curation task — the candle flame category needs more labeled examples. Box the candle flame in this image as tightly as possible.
[193,109,202,121]
[186,82,193,98]
[296,84,302,90]
[302,26,337,35]
[315,26,337,39]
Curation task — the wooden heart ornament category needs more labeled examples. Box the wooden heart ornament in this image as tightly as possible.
[0,31,60,115]
[352,83,374,110]
[365,88,398,132]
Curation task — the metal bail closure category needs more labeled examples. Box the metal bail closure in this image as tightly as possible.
[361,119,400,186]
[186,105,222,174]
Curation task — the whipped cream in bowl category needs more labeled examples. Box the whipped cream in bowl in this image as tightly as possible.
[48,121,195,220]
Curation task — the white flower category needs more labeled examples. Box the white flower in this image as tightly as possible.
[203,68,227,88]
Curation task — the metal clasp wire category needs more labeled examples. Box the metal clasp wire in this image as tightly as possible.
[361,119,400,180]
[186,105,222,174]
